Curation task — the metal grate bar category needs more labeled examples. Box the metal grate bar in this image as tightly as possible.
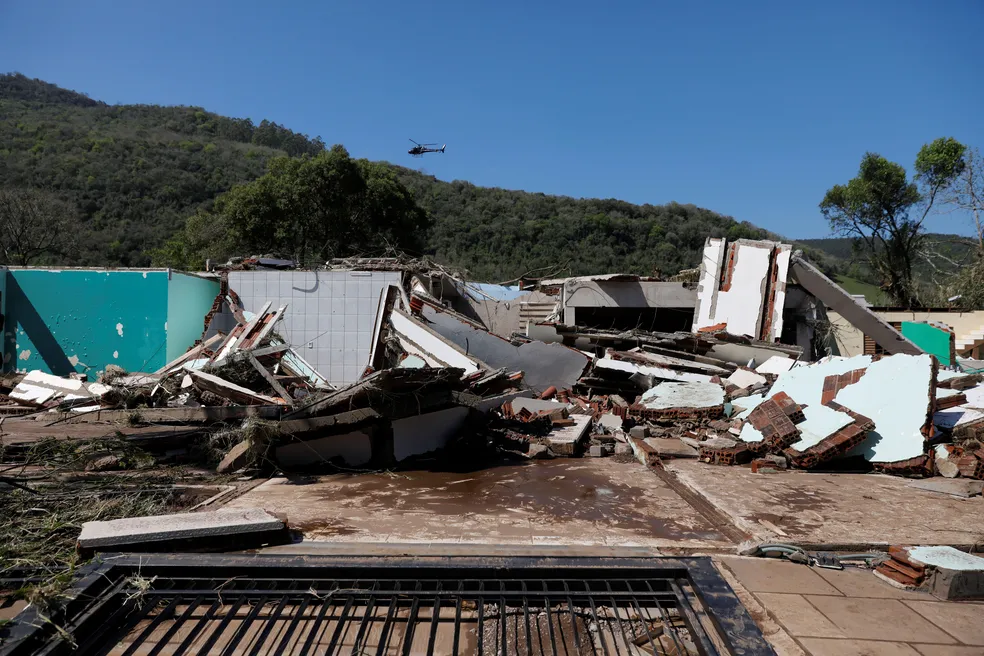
[0,556,776,656]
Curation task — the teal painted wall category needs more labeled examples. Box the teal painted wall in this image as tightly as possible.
[901,321,954,367]
[2,270,170,375]
[166,272,219,362]
[0,268,7,368]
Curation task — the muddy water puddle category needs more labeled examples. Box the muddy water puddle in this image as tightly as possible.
[290,459,724,541]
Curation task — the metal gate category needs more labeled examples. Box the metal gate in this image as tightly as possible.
[0,554,775,655]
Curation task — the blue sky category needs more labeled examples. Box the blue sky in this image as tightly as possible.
[2,0,981,239]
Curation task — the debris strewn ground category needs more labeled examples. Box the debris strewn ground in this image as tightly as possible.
[3,245,984,651]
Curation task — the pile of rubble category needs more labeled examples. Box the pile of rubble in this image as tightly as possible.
[2,238,983,482]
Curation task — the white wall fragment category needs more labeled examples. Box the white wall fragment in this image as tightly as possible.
[835,354,935,463]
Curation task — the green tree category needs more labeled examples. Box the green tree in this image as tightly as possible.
[156,146,431,267]
[820,138,966,307]
[0,188,78,265]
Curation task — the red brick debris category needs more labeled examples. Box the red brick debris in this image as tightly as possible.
[820,368,866,405]
[746,397,801,451]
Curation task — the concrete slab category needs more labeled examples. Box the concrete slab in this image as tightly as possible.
[913,646,984,656]
[665,459,984,547]
[906,479,984,498]
[639,381,725,409]
[545,414,591,455]
[754,593,845,638]
[799,638,922,655]
[904,601,984,645]
[728,368,768,389]
[715,556,842,595]
[644,437,699,458]
[755,356,796,375]
[813,567,935,600]
[836,354,936,463]
[78,507,284,548]
[805,596,956,643]
[392,406,469,461]
[275,430,373,468]
[223,459,733,549]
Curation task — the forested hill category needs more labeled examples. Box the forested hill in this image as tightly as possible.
[1,73,829,280]
[0,73,325,266]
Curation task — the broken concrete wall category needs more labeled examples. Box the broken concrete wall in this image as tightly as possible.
[836,353,937,464]
[2,268,217,376]
[562,280,695,330]
[229,270,402,387]
[391,309,484,374]
[692,238,790,342]
[419,303,591,393]
[902,322,956,367]
[828,308,984,358]
[789,256,921,356]
[392,406,470,460]
[166,272,222,363]
[276,430,374,468]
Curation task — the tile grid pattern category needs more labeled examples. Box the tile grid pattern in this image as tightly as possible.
[228,271,400,387]
[716,557,984,655]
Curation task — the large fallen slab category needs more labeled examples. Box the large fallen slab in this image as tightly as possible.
[833,353,937,464]
[77,507,290,556]
[761,355,872,454]
[419,302,591,393]
[595,355,713,384]
[389,308,484,375]
[630,381,725,421]
[789,255,921,355]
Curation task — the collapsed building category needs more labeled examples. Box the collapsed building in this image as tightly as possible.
[5,242,984,654]
[2,238,984,481]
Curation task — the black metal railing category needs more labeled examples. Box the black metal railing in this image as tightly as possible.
[0,555,775,656]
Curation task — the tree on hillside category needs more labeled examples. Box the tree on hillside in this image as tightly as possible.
[820,138,966,307]
[153,145,431,268]
[0,188,78,265]
[939,146,984,252]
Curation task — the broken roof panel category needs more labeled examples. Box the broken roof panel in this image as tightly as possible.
[418,302,591,393]
[594,356,713,384]
[390,309,483,375]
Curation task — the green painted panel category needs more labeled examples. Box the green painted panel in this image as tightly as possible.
[901,321,953,366]
[2,270,169,375]
[166,272,220,362]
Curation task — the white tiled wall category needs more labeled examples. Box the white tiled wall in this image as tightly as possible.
[228,270,401,387]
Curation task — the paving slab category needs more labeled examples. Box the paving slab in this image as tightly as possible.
[913,646,984,656]
[903,601,984,645]
[754,593,845,638]
[813,566,935,600]
[666,460,984,547]
[799,638,922,655]
[716,556,842,595]
[804,596,956,643]
[224,458,733,549]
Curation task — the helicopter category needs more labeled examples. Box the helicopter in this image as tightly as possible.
[408,139,446,157]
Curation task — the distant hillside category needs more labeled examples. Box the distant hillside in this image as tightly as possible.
[800,235,978,298]
[1,73,843,280]
[0,73,325,265]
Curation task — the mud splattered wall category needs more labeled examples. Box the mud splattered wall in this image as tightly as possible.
[2,269,169,375]
[166,272,220,363]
